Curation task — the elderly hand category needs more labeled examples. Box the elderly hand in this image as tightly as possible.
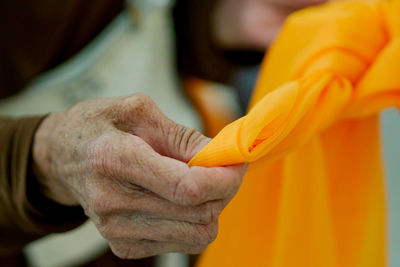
[32,94,246,259]
[213,0,327,50]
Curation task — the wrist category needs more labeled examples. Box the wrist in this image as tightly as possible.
[32,113,79,206]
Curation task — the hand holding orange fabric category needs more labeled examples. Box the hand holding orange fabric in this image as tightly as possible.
[190,1,400,266]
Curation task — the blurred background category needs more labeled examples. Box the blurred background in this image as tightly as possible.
[0,0,398,266]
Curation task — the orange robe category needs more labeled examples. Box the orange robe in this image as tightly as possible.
[189,1,400,266]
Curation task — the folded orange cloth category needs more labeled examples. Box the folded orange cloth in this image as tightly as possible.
[189,1,400,266]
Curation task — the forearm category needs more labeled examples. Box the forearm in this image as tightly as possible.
[0,116,85,254]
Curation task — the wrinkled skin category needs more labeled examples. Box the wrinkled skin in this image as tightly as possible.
[32,0,327,259]
[213,0,327,49]
[33,94,246,259]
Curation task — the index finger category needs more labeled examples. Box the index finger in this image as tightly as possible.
[95,130,247,206]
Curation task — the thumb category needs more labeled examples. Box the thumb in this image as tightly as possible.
[163,122,211,162]
[115,94,210,163]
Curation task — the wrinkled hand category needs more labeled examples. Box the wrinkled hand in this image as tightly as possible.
[33,94,246,259]
[213,0,327,50]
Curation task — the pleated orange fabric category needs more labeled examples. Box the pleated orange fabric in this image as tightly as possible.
[189,1,400,266]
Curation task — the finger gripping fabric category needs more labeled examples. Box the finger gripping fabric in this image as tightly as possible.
[189,1,400,266]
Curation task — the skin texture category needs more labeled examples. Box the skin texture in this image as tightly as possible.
[31,0,324,259]
[213,0,327,49]
[33,94,246,259]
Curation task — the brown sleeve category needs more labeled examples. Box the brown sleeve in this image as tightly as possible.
[0,116,86,255]
[173,0,264,84]
[0,0,123,99]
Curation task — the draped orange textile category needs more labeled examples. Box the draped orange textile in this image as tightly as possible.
[189,1,400,266]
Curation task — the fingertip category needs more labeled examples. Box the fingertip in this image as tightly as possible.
[222,163,248,179]
[233,164,248,178]
[217,162,248,172]
[190,163,247,184]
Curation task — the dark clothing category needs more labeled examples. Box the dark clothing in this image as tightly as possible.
[0,0,124,255]
[173,0,264,85]
[0,0,124,99]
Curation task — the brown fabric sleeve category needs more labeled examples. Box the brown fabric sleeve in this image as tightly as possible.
[0,116,86,255]
[0,0,123,99]
[173,0,264,84]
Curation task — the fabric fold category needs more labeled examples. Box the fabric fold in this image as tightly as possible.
[189,1,400,266]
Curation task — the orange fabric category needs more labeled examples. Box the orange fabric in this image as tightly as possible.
[184,77,238,137]
[189,1,400,266]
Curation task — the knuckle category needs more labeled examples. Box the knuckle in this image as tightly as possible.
[87,191,109,216]
[132,93,153,105]
[116,93,162,132]
[185,245,208,255]
[97,221,116,241]
[113,249,131,260]
[124,93,155,118]
[110,242,155,259]
[85,183,117,216]
[86,186,105,212]
[193,223,218,246]
[110,243,137,259]
[200,203,222,224]
[217,167,243,198]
